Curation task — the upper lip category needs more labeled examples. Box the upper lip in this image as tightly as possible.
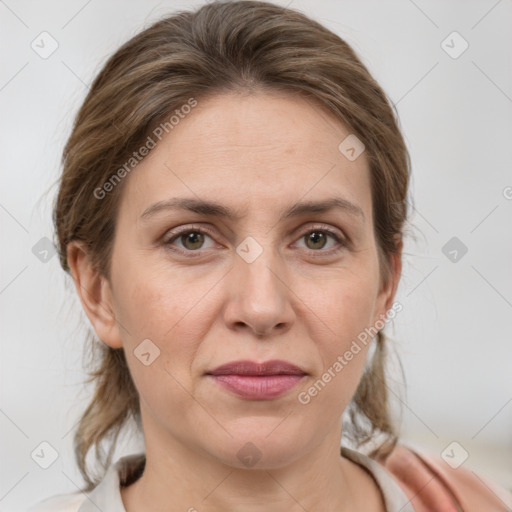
[206,359,307,376]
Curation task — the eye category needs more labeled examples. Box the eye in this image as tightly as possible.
[294,227,346,253]
[164,227,217,253]
[163,224,346,257]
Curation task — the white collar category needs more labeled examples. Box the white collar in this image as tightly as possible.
[75,449,415,512]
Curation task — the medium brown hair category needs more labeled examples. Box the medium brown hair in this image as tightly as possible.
[54,0,410,490]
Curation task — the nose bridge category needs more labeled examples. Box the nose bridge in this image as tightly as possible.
[226,234,293,335]
[236,235,284,301]
[242,239,282,295]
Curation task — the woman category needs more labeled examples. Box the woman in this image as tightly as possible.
[30,1,512,511]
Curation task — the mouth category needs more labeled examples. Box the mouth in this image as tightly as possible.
[205,360,307,400]
[206,359,307,376]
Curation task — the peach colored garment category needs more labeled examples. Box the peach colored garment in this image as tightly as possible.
[380,444,512,512]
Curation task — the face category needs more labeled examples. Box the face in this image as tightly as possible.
[76,91,400,469]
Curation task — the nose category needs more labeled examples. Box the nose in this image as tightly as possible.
[223,246,295,339]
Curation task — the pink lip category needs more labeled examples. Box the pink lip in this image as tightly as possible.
[206,359,307,400]
[210,375,304,399]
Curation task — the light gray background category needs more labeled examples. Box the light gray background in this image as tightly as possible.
[1,0,511,510]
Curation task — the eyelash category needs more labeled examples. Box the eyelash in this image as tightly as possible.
[162,224,347,258]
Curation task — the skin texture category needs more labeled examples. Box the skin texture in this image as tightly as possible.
[68,91,402,511]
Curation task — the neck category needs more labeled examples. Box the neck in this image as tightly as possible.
[120,418,384,512]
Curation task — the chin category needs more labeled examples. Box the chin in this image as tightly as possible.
[205,431,308,470]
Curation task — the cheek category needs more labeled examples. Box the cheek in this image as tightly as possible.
[296,266,380,404]
[115,279,176,341]
[110,259,219,383]
[113,272,206,423]
[111,252,209,342]
[304,265,381,345]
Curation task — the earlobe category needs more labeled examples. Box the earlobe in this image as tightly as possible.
[66,242,123,349]
[376,237,403,320]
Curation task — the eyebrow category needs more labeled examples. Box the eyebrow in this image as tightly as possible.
[140,196,365,223]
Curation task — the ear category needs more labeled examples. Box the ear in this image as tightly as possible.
[374,235,403,321]
[67,241,123,349]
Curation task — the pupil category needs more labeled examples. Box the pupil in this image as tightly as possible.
[184,232,203,249]
[308,232,326,249]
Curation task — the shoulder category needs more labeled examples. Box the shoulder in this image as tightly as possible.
[27,492,86,512]
[379,443,512,512]
[27,453,145,512]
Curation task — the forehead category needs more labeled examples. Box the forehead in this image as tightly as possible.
[119,91,372,222]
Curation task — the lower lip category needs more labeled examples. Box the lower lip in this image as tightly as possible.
[208,374,305,399]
